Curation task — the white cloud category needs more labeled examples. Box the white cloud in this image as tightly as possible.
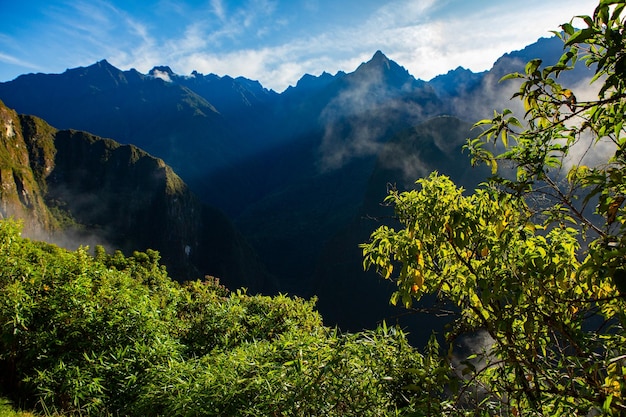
[151,69,172,82]
[0,0,600,91]
[0,52,42,72]
[363,0,598,81]
[211,0,226,21]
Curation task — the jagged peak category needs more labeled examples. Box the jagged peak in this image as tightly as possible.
[371,50,389,63]
[286,71,341,93]
[149,65,174,75]
[449,66,471,73]
[349,50,420,89]
[149,65,176,82]
[90,59,121,72]
[369,50,394,70]
[97,59,111,66]
[357,50,408,75]
[59,59,124,81]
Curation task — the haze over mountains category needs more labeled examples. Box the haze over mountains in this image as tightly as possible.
[0,35,594,334]
[0,102,270,289]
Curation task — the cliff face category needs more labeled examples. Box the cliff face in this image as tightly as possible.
[0,100,269,289]
[45,128,203,278]
[0,102,58,238]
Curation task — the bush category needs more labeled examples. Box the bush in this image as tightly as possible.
[0,219,438,416]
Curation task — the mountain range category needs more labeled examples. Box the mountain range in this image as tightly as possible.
[0,35,594,335]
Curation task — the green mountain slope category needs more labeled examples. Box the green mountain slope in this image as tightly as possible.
[0,100,270,290]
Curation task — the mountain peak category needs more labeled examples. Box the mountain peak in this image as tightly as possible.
[350,50,419,89]
[364,50,392,71]
[83,59,119,73]
[371,50,388,62]
[62,59,125,84]
[428,66,484,97]
[357,50,404,73]
[150,65,174,75]
[149,66,175,82]
[293,71,338,90]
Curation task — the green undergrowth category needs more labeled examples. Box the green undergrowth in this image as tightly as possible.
[0,219,447,416]
[0,398,35,417]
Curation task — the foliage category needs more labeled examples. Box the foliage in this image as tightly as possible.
[362,1,626,415]
[0,398,36,417]
[134,325,437,417]
[0,219,439,416]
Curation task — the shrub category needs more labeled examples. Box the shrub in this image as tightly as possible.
[0,219,436,416]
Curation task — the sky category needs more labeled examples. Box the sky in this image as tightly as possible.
[1,0,598,92]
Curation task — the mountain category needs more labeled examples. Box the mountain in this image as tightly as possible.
[429,66,485,98]
[0,100,270,291]
[0,36,596,333]
[440,36,594,122]
[284,71,343,94]
[312,116,490,339]
[0,103,58,237]
[0,60,244,191]
[210,50,446,298]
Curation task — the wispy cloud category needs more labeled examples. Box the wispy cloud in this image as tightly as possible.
[390,0,595,79]
[0,0,598,91]
[0,52,42,72]
[211,0,226,21]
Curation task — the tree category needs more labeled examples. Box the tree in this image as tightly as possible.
[362,1,626,415]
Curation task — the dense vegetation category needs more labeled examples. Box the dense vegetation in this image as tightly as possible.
[363,0,626,415]
[0,219,446,416]
[2,1,626,415]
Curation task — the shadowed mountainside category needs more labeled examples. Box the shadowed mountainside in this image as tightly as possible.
[0,36,595,333]
[0,100,271,291]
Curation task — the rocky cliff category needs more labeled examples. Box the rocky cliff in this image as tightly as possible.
[0,100,270,290]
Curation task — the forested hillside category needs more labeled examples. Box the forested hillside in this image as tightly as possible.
[2,1,626,415]
[0,100,270,289]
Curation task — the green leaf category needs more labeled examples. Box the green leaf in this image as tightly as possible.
[564,27,597,46]
[561,22,575,35]
[525,59,542,75]
[500,72,524,82]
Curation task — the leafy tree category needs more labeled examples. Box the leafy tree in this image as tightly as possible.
[362,1,626,415]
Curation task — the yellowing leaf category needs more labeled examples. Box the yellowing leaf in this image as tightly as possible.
[384,264,393,279]
[488,156,498,174]
[390,292,400,306]
[496,220,507,237]
[416,252,424,267]
[413,270,424,290]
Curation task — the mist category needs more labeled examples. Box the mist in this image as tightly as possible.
[316,62,439,173]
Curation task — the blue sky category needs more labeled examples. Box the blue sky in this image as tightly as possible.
[1,0,596,92]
